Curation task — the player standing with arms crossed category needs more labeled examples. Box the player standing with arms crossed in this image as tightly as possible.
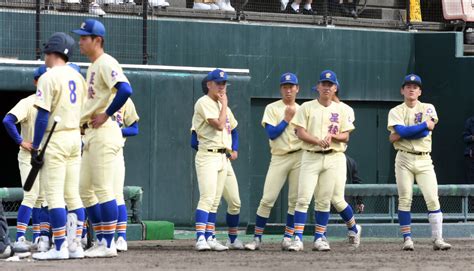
[288,70,360,252]
[113,98,139,252]
[387,74,451,251]
[30,32,87,260]
[192,69,236,251]
[72,19,133,258]
[245,72,302,251]
[3,65,50,253]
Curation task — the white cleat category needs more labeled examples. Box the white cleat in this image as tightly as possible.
[150,0,169,7]
[33,241,69,260]
[348,225,362,249]
[225,238,244,250]
[84,239,117,258]
[195,235,211,251]
[288,236,304,252]
[193,3,211,10]
[209,3,220,10]
[433,239,451,251]
[116,236,128,252]
[281,237,292,251]
[280,0,289,11]
[207,237,228,251]
[313,238,331,251]
[402,237,414,251]
[37,236,51,252]
[68,239,84,259]
[81,236,88,249]
[215,0,233,11]
[13,236,31,253]
[89,2,106,16]
[225,0,235,11]
[244,237,261,251]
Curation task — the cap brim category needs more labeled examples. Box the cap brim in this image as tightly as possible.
[72,29,93,36]
[318,79,338,84]
[280,81,298,85]
[212,79,227,83]
[402,82,422,88]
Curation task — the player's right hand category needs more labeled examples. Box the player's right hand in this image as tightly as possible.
[389,133,400,143]
[284,105,296,122]
[426,119,435,130]
[20,141,33,152]
[218,93,228,108]
[30,149,44,169]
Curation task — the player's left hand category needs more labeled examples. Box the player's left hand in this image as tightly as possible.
[91,113,109,128]
[227,151,238,160]
[20,141,33,151]
[389,133,400,143]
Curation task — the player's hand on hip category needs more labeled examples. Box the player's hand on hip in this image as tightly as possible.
[426,119,435,131]
[91,113,109,128]
[284,105,296,122]
[20,141,33,152]
[389,133,400,143]
[228,151,238,160]
[218,93,228,108]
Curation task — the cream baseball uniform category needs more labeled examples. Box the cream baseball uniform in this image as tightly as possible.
[192,95,237,213]
[113,98,140,206]
[80,53,128,207]
[8,95,45,209]
[256,100,302,218]
[292,100,354,213]
[387,101,440,212]
[34,65,87,211]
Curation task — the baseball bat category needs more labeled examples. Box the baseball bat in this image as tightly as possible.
[23,116,61,192]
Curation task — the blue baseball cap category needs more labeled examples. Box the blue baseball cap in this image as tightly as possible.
[318,70,339,85]
[34,65,48,81]
[280,72,298,85]
[43,32,75,60]
[72,19,106,37]
[207,68,228,83]
[402,74,422,87]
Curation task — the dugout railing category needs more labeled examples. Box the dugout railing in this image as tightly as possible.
[0,186,143,223]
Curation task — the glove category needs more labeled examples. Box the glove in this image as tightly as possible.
[30,149,44,169]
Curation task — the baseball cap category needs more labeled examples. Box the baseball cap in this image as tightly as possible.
[280,72,298,85]
[34,65,48,81]
[318,70,339,86]
[72,19,106,37]
[402,74,422,87]
[207,68,228,83]
[43,32,75,60]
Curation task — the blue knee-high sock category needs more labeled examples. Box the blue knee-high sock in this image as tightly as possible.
[293,211,307,240]
[195,209,209,240]
[100,200,118,248]
[49,208,67,251]
[339,205,358,233]
[117,204,128,240]
[314,211,330,240]
[16,205,32,240]
[32,207,41,241]
[86,204,103,242]
[205,212,217,240]
[254,215,268,240]
[70,208,85,239]
[398,210,412,239]
[39,206,50,237]
[226,213,239,243]
[284,213,295,238]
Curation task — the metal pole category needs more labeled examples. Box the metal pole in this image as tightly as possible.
[35,0,41,60]
[406,0,411,28]
[142,0,148,65]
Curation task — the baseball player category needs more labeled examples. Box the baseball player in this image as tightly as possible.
[30,32,87,260]
[288,70,359,252]
[72,19,133,258]
[244,72,302,251]
[2,65,50,253]
[387,74,451,251]
[190,76,243,250]
[192,68,237,251]
[113,98,140,252]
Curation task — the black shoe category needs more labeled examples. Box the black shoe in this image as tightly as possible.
[286,6,300,14]
[302,8,316,15]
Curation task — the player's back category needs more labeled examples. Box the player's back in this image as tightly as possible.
[36,65,87,132]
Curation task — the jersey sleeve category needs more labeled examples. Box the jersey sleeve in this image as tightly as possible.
[261,105,278,128]
[196,98,220,122]
[8,99,29,124]
[387,108,404,133]
[228,108,238,130]
[425,103,439,124]
[340,107,355,133]
[291,103,308,129]
[34,76,54,112]
[123,99,140,127]
[99,59,129,91]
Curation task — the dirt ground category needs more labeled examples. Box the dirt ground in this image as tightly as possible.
[2,238,473,271]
